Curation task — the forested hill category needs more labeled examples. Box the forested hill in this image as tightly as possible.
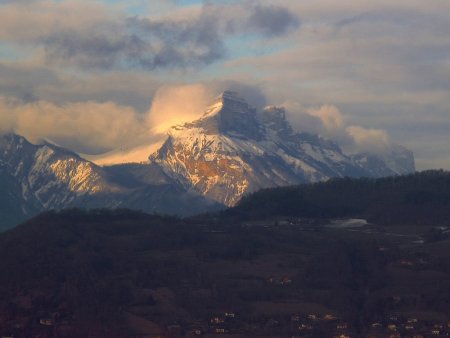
[226,170,450,226]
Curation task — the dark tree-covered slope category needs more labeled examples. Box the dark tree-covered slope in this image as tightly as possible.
[227,170,450,226]
[0,209,448,337]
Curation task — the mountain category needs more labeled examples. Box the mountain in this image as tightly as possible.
[0,91,415,228]
[0,134,220,230]
[150,91,415,206]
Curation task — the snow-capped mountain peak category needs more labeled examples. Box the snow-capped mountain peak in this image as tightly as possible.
[150,91,415,206]
[178,90,263,141]
[201,91,248,118]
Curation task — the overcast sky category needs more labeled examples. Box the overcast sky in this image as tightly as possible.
[0,0,449,169]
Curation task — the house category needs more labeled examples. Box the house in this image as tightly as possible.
[291,314,301,322]
[190,329,202,335]
[281,277,292,285]
[336,323,348,330]
[214,328,228,334]
[267,276,292,285]
[224,312,235,319]
[324,314,338,321]
[298,324,313,331]
[399,259,414,267]
[39,318,54,326]
[210,317,225,324]
[187,323,208,336]
[387,324,397,331]
[388,334,401,338]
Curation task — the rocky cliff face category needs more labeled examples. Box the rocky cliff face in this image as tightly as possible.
[0,134,113,208]
[150,91,415,206]
[0,134,220,229]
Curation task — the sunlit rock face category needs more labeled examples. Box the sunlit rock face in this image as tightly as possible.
[0,134,112,209]
[0,134,221,229]
[150,91,415,206]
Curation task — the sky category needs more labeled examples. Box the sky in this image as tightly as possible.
[0,0,449,169]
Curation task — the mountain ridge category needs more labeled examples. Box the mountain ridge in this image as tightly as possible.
[0,90,415,228]
[150,91,415,206]
[0,133,221,229]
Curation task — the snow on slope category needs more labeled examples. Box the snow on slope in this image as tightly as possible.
[150,91,415,206]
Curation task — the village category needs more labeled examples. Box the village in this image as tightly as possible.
[1,311,450,338]
[0,209,448,338]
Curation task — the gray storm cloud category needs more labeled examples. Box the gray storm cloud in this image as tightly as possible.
[246,3,300,36]
[0,0,300,71]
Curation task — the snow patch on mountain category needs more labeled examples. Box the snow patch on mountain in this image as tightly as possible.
[150,91,415,206]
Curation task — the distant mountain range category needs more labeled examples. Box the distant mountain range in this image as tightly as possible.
[0,91,415,229]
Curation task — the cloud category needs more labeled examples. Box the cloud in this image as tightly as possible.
[147,84,216,134]
[0,0,38,3]
[0,60,163,112]
[123,14,226,70]
[38,13,228,70]
[285,103,392,155]
[346,125,390,154]
[246,3,300,36]
[208,80,268,109]
[0,0,299,71]
[146,84,398,159]
[224,1,450,169]
[1,0,449,169]
[0,84,403,166]
[307,105,344,135]
[147,81,268,134]
[0,81,267,159]
[0,97,151,154]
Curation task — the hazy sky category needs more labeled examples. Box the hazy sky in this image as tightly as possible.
[0,0,449,169]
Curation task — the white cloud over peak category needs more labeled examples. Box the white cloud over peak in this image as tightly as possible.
[147,84,216,135]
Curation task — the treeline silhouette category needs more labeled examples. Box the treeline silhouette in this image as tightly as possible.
[227,170,450,225]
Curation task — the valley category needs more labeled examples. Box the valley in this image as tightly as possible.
[0,170,449,338]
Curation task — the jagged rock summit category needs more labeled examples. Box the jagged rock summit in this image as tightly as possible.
[150,91,415,206]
